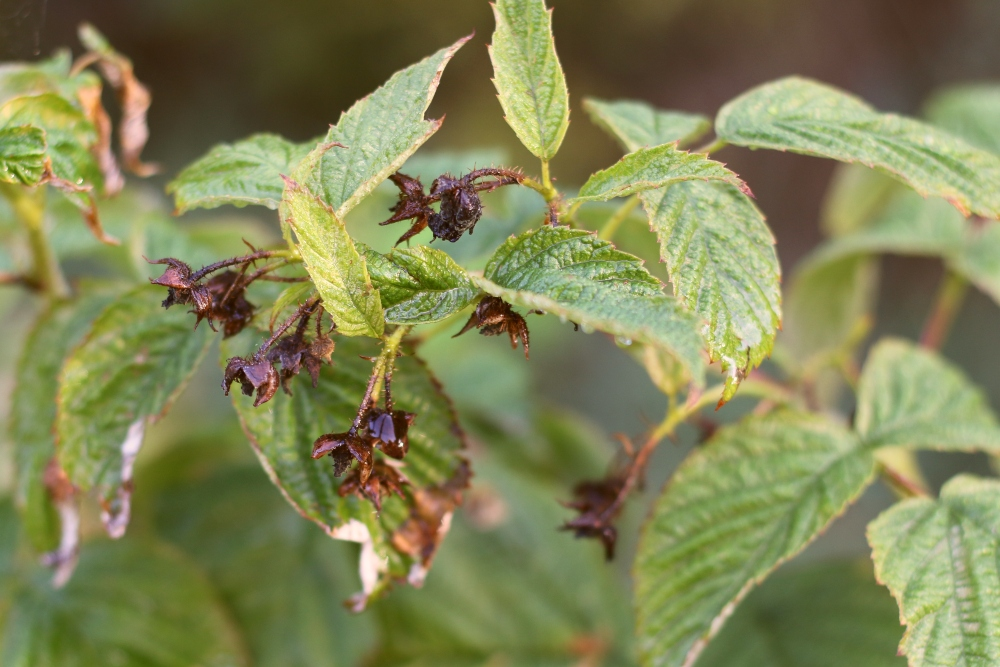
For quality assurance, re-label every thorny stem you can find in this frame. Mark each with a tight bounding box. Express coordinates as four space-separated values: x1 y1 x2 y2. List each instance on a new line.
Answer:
598 195 640 241
876 458 930 498
351 326 412 432
919 270 969 351
0 184 70 298
257 297 320 356
190 249 298 282
694 138 728 155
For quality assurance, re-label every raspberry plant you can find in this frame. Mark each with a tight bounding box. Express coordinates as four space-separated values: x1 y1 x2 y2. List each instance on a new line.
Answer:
3 3 1000 666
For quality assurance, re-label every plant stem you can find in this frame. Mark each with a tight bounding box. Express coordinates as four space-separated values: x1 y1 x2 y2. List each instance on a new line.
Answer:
598 196 640 241
540 160 553 192
352 326 411 430
1 184 69 298
694 138 728 155
919 270 968 350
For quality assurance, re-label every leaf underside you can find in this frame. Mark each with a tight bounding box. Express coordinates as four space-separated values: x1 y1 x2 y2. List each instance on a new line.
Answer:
583 97 711 152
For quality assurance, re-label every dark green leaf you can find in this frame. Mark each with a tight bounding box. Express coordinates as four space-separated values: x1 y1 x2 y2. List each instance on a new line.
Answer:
583 98 711 152
869 475 1000 667
856 338 1000 451
477 226 705 383
10 292 117 552
0 125 46 185
572 143 750 204
0 540 246 667
223 331 467 606
168 134 313 213
360 244 479 324
640 181 780 402
489 0 570 161
295 36 469 218
716 77 1000 219
697 561 905 667
925 84 1000 155
281 176 383 338
635 411 875 667
56 285 212 537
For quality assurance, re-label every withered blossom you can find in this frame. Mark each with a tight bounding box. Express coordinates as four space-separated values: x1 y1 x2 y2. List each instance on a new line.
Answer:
379 168 522 245
561 477 626 560
148 257 212 320
205 270 255 337
223 354 279 407
364 408 416 460
311 431 374 482
266 325 334 394
338 460 408 511
454 296 530 359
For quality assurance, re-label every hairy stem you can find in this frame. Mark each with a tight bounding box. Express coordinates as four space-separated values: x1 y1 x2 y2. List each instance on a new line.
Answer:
191 249 298 282
598 195 640 241
1 184 69 298
257 296 320 355
919 270 968 350
351 325 411 432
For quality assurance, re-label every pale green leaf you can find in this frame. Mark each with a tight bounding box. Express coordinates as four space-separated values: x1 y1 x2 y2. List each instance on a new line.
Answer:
869 475 1000 667
488 0 570 161
856 338 1000 451
0 51 101 109
925 84 1000 155
820 164 900 237
167 134 314 213
635 411 875 667
10 292 117 552
281 177 383 338
640 181 780 401
0 125 46 185
223 331 467 605
716 77 1000 218
476 226 705 383
295 36 469 218
56 285 212 536
952 221 1000 306
583 98 711 152
360 244 479 324
0 540 246 667
572 143 750 204
698 561 905 667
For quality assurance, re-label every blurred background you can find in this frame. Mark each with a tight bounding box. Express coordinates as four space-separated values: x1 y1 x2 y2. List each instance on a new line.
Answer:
1 0 999 664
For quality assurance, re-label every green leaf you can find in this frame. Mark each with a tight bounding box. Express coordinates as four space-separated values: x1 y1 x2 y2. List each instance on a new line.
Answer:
868 475 1000 667
820 164 900 237
0 125 46 185
488 0 570 161
476 226 705 384
56 285 212 537
281 177 383 338
635 411 875 667
167 133 314 213
952 220 1000 306
698 561 906 667
153 464 378 667
640 181 780 401
856 338 1000 451
925 84 1000 155
222 331 467 606
268 281 316 330
10 292 117 552
716 77 1000 219
572 143 750 204
360 244 479 324
0 540 246 667
295 36 469 218
0 51 100 109
583 98 711 152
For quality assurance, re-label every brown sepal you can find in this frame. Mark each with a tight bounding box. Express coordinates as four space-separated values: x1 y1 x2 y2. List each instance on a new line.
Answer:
454 296 530 359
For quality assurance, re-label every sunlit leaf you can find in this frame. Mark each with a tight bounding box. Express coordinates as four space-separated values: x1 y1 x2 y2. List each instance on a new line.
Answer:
869 475 1000 667
0 125 46 185
56 285 212 538
635 411 875 667
489 0 570 161
583 98 711 152
716 77 1000 218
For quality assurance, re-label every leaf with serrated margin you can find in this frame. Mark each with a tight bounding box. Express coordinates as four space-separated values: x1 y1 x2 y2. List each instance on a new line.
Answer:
584 98 711 152
488 0 569 161
640 181 780 404
716 77 1000 219
856 338 1000 451
281 176 383 338
869 475 1000 667
295 36 469 218
572 143 750 204
56 285 212 538
168 133 314 213
635 411 875 667
10 292 117 552
0 540 247 667
222 331 467 607
0 125 46 185
360 244 479 325
476 226 705 384
925 84 1000 155
698 561 905 667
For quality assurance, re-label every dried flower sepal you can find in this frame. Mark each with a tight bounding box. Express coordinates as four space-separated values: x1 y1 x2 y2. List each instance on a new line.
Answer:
454 295 530 359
